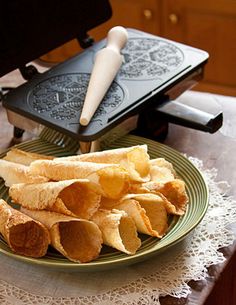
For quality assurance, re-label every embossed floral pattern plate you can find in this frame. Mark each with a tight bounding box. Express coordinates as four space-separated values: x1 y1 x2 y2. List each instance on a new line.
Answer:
0 132 209 272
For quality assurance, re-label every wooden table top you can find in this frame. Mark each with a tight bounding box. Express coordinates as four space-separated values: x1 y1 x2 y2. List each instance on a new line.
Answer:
163 92 236 305
0 89 235 305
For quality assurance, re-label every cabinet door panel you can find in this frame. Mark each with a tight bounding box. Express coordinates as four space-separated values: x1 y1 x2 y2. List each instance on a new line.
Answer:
187 11 236 88
162 0 236 95
90 0 161 40
41 0 161 63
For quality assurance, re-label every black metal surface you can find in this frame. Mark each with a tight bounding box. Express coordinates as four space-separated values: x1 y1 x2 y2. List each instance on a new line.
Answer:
3 29 209 141
0 0 112 77
155 101 223 133
19 65 39 81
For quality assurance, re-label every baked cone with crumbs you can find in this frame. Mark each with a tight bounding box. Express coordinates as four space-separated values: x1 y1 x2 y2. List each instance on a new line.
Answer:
92 209 141 254
114 193 169 238
29 160 130 199
55 145 150 182
3 148 54 166
9 179 101 219
21 208 103 263
0 199 50 257
0 159 48 187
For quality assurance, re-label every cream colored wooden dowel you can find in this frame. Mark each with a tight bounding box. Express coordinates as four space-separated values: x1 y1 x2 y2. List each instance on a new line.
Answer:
80 26 128 126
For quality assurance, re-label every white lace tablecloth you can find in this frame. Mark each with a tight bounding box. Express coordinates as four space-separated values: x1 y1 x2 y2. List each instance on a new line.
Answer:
0 157 235 305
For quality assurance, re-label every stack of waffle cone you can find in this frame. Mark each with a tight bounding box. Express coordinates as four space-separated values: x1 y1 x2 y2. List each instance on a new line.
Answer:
0 145 189 263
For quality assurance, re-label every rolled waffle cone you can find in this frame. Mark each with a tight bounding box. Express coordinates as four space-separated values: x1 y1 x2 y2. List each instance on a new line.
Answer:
3 148 54 166
92 209 141 255
144 179 189 215
130 179 188 215
99 197 119 210
55 145 150 182
29 160 130 199
0 199 50 258
129 182 177 214
0 159 48 187
150 158 176 183
21 208 103 263
9 179 101 219
114 193 169 238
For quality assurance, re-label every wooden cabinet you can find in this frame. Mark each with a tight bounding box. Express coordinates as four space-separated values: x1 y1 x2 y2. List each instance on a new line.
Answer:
161 0 236 96
41 0 236 96
89 0 161 39
41 0 161 62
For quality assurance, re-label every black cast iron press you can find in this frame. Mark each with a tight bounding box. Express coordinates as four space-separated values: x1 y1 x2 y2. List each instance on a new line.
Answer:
0 0 223 153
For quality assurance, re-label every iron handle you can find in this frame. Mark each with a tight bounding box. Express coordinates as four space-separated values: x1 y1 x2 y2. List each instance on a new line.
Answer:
155 100 223 133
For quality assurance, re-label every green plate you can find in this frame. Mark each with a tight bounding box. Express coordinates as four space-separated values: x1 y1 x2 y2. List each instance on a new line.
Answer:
0 133 209 272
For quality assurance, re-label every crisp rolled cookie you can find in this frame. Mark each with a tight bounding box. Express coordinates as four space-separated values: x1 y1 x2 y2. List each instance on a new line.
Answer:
3 148 54 166
149 158 176 183
9 179 101 219
0 199 50 257
114 193 169 238
92 209 141 255
55 145 150 182
130 179 188 216
29 160 130 199
0 159 48 187
21 208 103 263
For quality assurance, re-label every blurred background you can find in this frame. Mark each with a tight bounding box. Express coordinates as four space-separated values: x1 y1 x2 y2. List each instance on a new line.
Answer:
40 0 236 97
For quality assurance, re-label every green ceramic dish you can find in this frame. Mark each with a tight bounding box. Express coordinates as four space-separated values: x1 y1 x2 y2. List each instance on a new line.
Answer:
0 134 209 272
